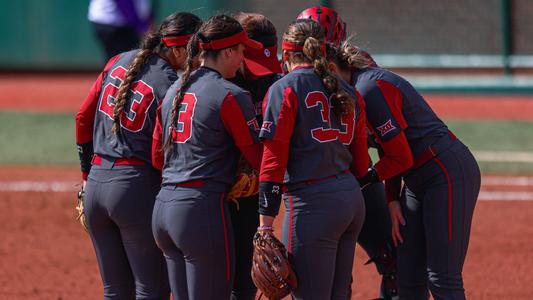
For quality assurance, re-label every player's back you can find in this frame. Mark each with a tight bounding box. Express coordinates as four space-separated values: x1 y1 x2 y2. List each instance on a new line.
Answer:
160 66 257 186
352 67 449 157
93 50 178 163
262 67 353 184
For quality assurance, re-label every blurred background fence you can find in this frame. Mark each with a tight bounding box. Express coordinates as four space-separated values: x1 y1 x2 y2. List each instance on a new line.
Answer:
1 0 533 92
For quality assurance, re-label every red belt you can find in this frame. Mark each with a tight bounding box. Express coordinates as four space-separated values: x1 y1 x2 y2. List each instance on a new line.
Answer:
92 154 145 166
176 179 205 188
413 131 457 169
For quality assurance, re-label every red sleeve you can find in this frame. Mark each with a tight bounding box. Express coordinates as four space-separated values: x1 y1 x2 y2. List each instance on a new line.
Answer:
151 104 164 171
350 93 370 178
373 132 413 180
220 93 262 170
75 55 120 144
239 143 262 171
385 176 402 203
259 139 289 183
259 85 298 183
376 80 408 130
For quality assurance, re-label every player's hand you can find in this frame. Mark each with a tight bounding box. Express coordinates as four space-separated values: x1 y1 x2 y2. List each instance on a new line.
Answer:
388 201 405 246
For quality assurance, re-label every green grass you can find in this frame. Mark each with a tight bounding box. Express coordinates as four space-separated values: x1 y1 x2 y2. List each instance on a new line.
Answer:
446 119 533 152
0 111 77 165
447 120 533 175
0 112 532 175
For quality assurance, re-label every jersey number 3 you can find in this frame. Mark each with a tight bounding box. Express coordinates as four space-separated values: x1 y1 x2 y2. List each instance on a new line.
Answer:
305 91 355 145
171 93 198 143
99 66 156 132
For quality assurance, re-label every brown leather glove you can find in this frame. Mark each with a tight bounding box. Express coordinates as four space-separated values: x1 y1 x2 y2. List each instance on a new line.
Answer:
251 230 297 299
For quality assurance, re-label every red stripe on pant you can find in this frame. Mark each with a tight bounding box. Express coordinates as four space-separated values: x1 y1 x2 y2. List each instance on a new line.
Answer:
434 158 453 241
219 193 231 280
288 194 294 253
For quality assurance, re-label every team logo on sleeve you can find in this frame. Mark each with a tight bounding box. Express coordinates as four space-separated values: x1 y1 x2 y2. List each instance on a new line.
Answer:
376 119 396 136
261 121 273 133
247 118 260 131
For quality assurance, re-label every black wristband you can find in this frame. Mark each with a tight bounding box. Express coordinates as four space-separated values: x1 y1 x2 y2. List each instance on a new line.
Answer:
77 142 94 174
258 181 283 217
358 167 380 189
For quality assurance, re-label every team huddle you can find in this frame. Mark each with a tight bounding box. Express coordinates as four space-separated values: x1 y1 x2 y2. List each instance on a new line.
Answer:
75 6 481 300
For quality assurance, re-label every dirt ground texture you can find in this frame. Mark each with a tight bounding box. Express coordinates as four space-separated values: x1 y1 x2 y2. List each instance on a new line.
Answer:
1 73 533 120
0 74 532 299
0 167 532 299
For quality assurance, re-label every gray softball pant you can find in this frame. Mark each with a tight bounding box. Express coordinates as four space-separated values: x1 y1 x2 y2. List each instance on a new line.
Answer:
85 164 169 300
398 140 480 300
283 172 365 300
152 183 235 300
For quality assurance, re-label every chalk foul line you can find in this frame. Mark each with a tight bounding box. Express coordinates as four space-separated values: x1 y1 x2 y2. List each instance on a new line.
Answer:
1 179 533 201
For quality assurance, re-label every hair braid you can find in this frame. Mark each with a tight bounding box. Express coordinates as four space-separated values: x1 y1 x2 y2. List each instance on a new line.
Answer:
164 33 200 152
302 36 354 117
111 31 161 134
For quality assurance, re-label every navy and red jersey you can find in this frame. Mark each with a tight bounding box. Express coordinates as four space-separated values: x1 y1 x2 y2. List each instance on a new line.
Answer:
154 66 261 186
352 67 449 180
76 49 178 165
260 66 368 185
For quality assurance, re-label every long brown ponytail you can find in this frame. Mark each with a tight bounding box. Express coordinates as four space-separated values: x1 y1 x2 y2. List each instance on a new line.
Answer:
283 19 354 117
111 12 202 134
164 14 244 152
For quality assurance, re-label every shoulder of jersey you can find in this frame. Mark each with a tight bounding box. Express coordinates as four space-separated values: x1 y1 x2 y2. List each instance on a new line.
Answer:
219 77 253 100
338 76 357 99
268 69 305 91
119 49 142 62
353 67 384 90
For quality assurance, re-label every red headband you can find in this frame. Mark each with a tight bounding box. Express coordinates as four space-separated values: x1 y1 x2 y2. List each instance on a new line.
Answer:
282 41 303 52
162 34 193 47
282 40 326 56
199 31 257 50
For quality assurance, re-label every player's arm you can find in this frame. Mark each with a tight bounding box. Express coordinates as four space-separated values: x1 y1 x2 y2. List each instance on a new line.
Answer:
360 80 413 182
385 176 402 203
220 92 262 170
258 85 298 223
75 55 120 180
349 92 370 179
151 104 164 171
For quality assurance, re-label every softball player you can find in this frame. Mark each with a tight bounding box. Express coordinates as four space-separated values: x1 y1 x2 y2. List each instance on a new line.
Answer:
150 15 263 299
328 42 481 300
229 12 282 300
258 19 370 299
298 6 398 299
75 12 202 299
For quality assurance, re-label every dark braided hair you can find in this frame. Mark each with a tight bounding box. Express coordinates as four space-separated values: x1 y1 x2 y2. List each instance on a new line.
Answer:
111 12 202 134
283 19 355 117
164 14 244 152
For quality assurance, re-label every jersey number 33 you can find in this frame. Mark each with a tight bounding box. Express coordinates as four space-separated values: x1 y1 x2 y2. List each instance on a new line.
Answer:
305 91 355 145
